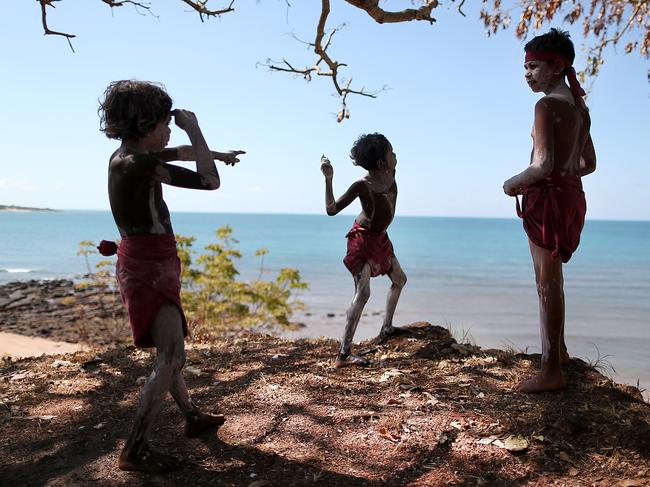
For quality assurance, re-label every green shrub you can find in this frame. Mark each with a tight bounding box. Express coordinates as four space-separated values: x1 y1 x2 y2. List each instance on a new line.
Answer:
78 226 308 338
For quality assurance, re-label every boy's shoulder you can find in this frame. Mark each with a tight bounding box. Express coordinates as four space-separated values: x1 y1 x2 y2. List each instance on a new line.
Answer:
535 94 573 114
109 149 161 173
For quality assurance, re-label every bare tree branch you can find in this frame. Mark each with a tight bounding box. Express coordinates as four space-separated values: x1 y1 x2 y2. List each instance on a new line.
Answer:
37 0 235 51
39 0 76 52
343 0 438 24
263 0 437 122
178 0 235 21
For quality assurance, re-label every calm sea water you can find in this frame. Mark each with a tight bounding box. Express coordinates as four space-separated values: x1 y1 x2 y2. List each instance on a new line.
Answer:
1 211 648 394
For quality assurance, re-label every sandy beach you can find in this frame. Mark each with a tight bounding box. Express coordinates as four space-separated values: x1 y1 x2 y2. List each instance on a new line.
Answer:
0 331 85 359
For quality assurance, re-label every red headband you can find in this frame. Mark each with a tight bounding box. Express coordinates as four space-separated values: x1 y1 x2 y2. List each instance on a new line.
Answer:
525 50 586 102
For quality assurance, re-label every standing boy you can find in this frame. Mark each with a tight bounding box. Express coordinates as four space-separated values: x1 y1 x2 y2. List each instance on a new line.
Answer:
503 29 597 393
321 133 408 368
98 80 244 471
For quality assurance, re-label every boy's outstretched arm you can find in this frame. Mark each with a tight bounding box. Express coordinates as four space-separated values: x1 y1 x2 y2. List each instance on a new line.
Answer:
579 134 596 177
155 146 245 166
503 99 555 196
321 156 360 216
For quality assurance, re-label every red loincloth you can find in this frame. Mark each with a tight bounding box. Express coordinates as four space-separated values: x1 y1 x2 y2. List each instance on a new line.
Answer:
343 222 395 277
517 174 586 263
114 234 188 348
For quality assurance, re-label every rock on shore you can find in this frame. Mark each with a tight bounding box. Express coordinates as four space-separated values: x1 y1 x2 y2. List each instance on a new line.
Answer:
0 279 130 346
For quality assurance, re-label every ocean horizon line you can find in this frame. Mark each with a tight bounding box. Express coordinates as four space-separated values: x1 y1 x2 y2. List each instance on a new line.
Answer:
3 208 650 224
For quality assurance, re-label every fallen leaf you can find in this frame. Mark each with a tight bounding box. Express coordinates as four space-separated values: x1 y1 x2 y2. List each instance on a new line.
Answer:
503 435 529 452
386 398 401 405
493 439 506 448
248 481 270 487
377 426 400 443
9 371 31 382
476 392 485 399
19 415 57 421
93 422 106 430
478 435 499 445
185 366 203 377
568 468 579 477
450 421 463 430
616 480 645 487
422 392 440 406
379 369 402 383
558 451 573 463
532 435 545 442
51 360 73 368
271 353 289 360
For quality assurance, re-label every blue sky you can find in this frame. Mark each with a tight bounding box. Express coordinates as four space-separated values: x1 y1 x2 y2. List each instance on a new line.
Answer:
1 1 648 220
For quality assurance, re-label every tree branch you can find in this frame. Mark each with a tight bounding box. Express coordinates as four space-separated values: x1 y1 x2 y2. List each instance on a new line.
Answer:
263 0 436 121
38 0 235 50
39 0 76 52
343 0 438 24
178 0 235 21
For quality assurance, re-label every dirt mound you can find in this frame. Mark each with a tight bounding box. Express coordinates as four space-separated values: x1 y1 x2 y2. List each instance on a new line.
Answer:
1 324 648 486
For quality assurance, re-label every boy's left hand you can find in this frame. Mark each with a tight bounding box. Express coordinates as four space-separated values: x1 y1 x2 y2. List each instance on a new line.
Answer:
503 177 523 196
214 150 245 166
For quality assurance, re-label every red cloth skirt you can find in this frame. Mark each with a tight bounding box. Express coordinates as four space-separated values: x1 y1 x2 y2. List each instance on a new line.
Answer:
115 234 187 348
517 175 586 263
343 223 395 277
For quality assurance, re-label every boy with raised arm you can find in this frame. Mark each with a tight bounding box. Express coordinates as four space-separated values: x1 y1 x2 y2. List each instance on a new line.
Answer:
97 80 244 472
503 29 596 393
321 133 408 368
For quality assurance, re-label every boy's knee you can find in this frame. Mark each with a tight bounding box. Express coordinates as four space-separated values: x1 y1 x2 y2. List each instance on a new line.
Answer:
394 272 407 288
536 279 562 299
159 345 186 373
357 286 371 303
173 347 186 372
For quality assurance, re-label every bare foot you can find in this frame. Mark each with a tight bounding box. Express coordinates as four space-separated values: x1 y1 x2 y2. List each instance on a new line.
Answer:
335 354 370 368
184 410 226 438
517 371 566 394
376 326 414 343
118 445 179 473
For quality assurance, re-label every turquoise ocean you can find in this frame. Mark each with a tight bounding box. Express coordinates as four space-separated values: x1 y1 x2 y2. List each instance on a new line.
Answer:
1 211 648 396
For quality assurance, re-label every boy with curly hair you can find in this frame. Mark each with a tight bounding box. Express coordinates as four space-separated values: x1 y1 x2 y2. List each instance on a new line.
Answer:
97 80 244 472
321 133 408 368
503 29 596 393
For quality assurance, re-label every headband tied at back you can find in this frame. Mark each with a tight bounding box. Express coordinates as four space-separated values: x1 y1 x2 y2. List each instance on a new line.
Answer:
525 50 586 103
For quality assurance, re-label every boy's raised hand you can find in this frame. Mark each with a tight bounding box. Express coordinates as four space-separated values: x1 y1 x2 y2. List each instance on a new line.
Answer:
172 109 199 131
320 155 333 179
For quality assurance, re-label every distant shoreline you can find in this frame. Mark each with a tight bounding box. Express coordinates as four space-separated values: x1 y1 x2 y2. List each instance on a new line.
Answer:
0 204 56 212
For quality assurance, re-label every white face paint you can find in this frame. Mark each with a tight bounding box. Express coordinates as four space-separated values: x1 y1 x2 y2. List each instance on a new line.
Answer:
142 115 172 153
524 60 557 94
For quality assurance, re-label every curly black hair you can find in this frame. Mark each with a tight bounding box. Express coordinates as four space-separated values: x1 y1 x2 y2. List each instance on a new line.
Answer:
349 133 391 171
98 80 172 141
525 28 576 66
